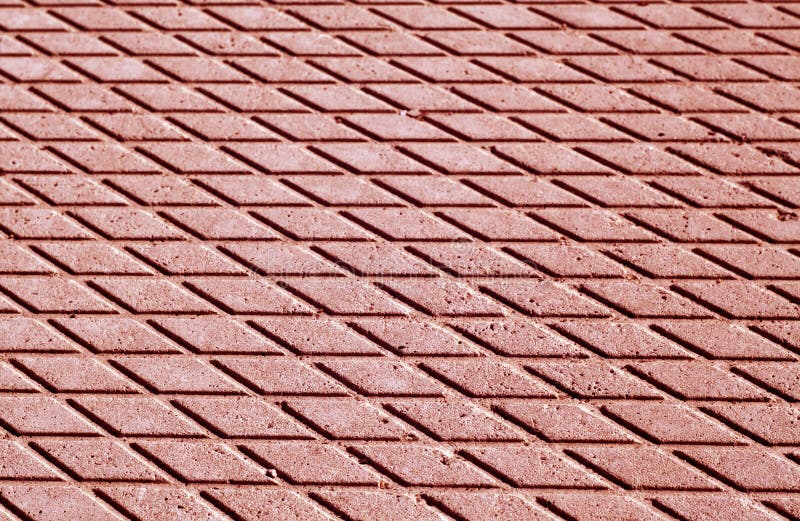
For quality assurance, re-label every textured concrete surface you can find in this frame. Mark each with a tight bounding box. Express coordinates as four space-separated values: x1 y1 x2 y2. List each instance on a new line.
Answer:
1 1 800 520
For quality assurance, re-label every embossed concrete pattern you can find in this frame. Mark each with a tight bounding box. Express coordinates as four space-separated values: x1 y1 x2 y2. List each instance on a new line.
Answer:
1 0 800 519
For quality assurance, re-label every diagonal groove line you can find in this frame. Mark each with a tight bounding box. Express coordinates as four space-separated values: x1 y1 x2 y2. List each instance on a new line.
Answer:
729 367 799 403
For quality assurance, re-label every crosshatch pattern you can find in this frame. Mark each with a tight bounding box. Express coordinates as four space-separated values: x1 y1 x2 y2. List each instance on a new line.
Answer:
1 0 800 519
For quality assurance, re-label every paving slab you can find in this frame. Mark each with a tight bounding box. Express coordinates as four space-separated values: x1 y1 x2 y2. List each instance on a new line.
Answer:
0 1 799 519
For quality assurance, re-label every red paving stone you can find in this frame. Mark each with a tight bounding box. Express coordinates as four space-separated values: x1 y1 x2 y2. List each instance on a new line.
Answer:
0 1 799 520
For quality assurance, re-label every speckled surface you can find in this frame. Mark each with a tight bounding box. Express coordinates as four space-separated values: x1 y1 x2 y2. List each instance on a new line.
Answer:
1 2 800 520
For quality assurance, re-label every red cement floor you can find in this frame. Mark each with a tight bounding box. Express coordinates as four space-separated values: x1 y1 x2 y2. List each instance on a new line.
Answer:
1 1 800 520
